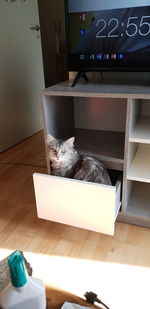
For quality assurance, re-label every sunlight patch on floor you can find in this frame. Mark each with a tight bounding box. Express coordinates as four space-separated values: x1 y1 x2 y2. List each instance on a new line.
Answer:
0 248 149 309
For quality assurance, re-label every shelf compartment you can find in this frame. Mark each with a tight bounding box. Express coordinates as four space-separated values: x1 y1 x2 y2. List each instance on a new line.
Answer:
43 95 125 172
127 144 150 183
129 116 150 143
126 181 150 219
74 129 124 171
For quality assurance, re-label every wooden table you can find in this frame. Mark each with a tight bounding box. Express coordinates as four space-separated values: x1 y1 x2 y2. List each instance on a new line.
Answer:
46 285 102 309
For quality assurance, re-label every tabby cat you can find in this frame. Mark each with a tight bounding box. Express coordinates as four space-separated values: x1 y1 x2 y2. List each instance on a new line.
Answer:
46 134 111 185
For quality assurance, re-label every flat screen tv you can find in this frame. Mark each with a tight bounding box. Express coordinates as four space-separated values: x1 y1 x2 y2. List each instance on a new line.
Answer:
65 0 150 86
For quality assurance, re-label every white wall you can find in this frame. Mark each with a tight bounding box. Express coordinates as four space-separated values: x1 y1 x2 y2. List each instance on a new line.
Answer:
0 0 45 151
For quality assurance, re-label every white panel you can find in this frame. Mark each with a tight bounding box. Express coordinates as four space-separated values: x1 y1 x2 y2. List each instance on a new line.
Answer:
115 181 121 219
127 144 150 182
33 173 120 235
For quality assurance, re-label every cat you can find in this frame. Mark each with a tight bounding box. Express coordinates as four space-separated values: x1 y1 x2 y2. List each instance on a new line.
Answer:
46 134 111 185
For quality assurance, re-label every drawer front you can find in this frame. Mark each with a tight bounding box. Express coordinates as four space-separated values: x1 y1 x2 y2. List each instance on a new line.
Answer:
33 173 121 235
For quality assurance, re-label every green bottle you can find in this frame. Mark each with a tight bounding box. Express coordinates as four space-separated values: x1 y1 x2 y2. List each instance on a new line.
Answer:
8 250 28 288
0 251 46 309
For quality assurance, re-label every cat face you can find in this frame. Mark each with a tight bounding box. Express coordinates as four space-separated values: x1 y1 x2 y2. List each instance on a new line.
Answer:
46 134 75 168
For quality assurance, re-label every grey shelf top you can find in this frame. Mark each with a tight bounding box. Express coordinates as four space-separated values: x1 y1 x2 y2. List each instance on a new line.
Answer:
42 79 150 99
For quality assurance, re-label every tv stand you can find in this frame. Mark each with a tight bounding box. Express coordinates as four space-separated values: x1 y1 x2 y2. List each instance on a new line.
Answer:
33 79 150 235
71 71 88 87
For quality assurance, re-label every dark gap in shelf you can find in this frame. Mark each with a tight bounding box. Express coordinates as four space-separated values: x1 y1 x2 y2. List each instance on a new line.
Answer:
107 169 123 186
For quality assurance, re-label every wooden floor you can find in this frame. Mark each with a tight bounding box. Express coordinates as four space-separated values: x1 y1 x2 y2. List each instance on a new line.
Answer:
0 131 150 309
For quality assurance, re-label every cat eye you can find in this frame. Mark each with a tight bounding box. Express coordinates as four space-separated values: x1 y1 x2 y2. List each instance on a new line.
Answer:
61 149 66 154
50 148 56 154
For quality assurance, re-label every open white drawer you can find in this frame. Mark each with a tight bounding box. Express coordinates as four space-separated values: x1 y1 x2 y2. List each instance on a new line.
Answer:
33 173 121 235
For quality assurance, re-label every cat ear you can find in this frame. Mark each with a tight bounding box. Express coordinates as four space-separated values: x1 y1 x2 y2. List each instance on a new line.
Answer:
47 133 56 145
65 136 75 147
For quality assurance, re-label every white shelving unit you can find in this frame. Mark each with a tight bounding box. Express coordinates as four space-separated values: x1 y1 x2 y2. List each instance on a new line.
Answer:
33 79 150 234
124 97 150 227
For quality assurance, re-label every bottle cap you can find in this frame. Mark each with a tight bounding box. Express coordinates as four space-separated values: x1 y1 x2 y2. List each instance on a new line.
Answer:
8 250 28 288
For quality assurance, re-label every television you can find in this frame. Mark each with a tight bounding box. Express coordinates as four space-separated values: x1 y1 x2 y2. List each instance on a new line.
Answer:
64 0 150 86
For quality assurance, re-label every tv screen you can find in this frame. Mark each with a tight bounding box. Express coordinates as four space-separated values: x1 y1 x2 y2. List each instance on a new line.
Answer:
65 0 150 73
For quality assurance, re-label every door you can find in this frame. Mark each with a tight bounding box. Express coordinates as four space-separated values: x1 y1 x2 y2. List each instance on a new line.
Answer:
0 0 45 151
